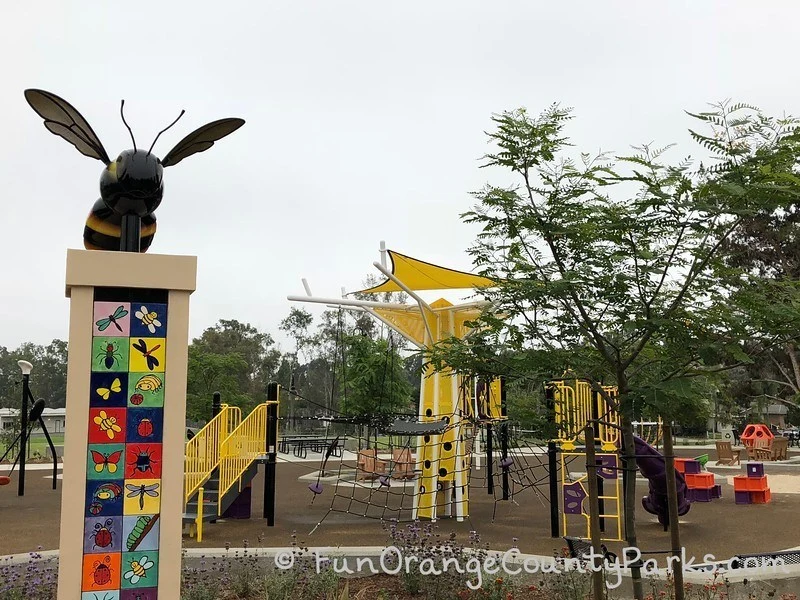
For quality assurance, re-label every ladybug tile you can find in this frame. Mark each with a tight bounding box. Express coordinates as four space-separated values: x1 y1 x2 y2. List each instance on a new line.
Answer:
128 337 166 373
84 515 123 554
129 302 167 338
85 480 124 518
122 514 160 552
127 373 165 408
93 301 131 337
121 551 159 589
89 408 127 444
126 408 163 443
81 551 121 591
87 443 125 480
91 337 131 373
90 372 129 408
125 444 162 479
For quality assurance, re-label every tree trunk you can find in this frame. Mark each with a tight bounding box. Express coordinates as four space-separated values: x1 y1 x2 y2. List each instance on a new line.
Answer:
619 382 645 600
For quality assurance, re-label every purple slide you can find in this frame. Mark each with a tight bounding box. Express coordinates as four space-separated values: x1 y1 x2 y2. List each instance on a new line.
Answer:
633 435 691 527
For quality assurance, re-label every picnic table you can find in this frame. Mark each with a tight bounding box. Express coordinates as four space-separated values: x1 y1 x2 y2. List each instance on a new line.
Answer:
278 435 346 459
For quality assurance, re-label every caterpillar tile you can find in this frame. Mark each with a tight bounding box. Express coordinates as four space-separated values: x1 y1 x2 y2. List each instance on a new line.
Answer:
122 514 160 552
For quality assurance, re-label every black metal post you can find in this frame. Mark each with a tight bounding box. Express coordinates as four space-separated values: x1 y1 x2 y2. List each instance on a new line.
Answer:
30 393 59 491
120 214 141 252
212 391 222 419
486 423 494 495
500 377 509 500
264 382 279 525
18 372 29 496
548 441 559 537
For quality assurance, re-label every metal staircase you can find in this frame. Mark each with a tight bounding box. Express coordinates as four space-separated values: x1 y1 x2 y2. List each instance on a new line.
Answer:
183 400 277 541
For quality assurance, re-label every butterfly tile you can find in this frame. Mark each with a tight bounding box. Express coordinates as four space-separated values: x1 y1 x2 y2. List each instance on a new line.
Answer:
129 303 167 338
90 372 129 408
120 588 157 600
93 302 131 337
87 443 125 480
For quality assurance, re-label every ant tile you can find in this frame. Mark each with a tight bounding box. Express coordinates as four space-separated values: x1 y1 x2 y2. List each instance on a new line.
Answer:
83 591 121 600
87 443 125 480
124 443 162 480
128 337 166 373
126 408 163 444
81 552 122 592
89 408 128 445
93 301 131 337
121 551 159 589
86 480 125 518
123 478 161 515
129 303 167 338
122 514 160 553
84 515 123 554
92 338 131 373
90 372 130 408
127 373 165 408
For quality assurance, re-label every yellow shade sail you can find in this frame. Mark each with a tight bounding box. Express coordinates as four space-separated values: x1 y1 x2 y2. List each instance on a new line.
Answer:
354 250 495 294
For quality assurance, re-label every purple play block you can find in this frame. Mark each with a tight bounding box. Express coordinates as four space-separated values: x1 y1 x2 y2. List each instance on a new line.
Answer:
689 488 714 502
735 490 751 505
711 484 722 499
747 463 765 478
684 460 702 474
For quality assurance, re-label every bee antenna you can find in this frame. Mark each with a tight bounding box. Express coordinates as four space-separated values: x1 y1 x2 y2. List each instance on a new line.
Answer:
120 100 137 152
147 109 186 157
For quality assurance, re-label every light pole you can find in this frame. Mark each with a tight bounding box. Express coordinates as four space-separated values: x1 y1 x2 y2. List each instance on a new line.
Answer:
17 360 33 497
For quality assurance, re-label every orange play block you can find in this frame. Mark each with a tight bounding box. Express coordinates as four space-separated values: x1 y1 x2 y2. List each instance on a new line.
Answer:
751 489 772 504
684 473 715 489
674 458 689 474
734 475 768 492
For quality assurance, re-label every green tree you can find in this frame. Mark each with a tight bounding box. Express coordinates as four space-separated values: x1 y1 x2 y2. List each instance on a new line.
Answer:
0 340 68 409
427 101 800 599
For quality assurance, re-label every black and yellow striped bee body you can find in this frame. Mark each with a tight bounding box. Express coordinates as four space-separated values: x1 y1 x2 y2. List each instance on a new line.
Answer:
83 198 157 253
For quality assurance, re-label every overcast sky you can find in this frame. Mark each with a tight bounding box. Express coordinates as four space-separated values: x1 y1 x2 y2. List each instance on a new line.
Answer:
2 1 799 356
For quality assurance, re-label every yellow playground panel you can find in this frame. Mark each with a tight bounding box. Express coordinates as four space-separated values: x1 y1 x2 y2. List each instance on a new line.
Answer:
560 451 624 542
547 378 620 451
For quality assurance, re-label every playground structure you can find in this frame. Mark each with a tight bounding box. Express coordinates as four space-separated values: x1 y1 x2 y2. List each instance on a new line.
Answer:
182 385 280 541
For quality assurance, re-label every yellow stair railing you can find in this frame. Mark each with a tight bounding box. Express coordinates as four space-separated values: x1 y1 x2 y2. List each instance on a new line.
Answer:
184 404 242 506
218 402 277 514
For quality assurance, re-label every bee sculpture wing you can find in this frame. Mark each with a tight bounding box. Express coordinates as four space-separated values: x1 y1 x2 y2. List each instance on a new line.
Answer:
160 118 245 167
24 89 111 165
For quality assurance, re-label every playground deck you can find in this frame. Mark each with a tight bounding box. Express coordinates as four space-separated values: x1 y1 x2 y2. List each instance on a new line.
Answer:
2 446 800 561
